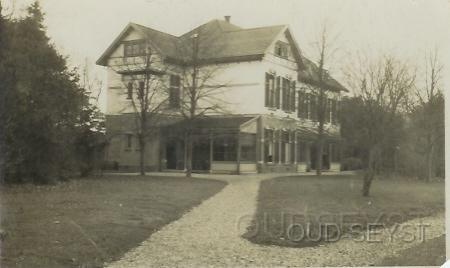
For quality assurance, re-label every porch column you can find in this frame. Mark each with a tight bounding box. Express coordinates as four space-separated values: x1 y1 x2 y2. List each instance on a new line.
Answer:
159 131 164 171
328 142 332 169
236 131 241 174
305 142 311 171
183 132 187 171
209 131 214 174
278 130 282 164
293 131 298 164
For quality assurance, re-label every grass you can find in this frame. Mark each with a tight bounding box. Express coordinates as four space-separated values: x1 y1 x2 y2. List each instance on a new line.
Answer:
378 234 445 266
0 176 226 268
244 175 444 249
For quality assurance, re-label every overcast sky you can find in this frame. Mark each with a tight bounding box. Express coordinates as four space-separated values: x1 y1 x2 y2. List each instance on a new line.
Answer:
3 0 450 110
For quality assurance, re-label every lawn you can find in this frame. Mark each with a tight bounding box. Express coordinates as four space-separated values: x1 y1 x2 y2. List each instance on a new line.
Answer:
378 234 445 266
0 176 226 268
244 175 445 249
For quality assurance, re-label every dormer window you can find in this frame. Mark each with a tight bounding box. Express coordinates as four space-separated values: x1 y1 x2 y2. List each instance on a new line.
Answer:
274 41 289 58
124 40 146 57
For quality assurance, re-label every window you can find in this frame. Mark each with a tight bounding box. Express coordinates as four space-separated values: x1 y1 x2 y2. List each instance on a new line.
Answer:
213 135 237 161
297 139 307 162
169 75 181 108
281 131 290 163
325 98 331 123
127 82 133 99
264 129 274 163
290 132 295 163
138 81 145 99
274 130 280 163
290 81 296 112
281 78 296 112
274 41 289 58
240 133 256 161
331 99 338 124
309 94 317 121
281 78 289 111
330 143 341 162
124 40 146 57
126 134 132 149
275 77 281 109
265 73 276 108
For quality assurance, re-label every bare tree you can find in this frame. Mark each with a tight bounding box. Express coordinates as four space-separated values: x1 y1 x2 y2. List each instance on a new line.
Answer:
306 24 340 175
110 39 170 175
346 55 415 196
81 58 103 106
412 49 444 181
173 30 230 177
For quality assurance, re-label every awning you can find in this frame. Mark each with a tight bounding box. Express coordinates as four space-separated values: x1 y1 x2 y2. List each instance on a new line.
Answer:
162 115 258 135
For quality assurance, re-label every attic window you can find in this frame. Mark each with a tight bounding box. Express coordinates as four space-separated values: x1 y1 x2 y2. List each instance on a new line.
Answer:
274 41 289 58
124 40 146 57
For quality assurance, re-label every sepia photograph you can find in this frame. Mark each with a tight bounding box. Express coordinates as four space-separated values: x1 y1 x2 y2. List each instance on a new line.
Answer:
0 0 448 267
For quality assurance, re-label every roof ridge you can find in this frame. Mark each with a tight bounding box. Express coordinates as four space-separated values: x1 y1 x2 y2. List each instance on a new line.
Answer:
226 24 287 32
179 19 219 38
130 22 178 38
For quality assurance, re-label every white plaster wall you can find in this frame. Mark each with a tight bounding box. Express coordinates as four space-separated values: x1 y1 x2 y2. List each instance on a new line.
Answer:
297 162 308 172
103 27 342 137
210 162 257 173
330 162 341 172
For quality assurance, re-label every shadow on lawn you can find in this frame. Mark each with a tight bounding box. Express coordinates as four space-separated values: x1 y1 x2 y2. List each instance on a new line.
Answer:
243 175 444 248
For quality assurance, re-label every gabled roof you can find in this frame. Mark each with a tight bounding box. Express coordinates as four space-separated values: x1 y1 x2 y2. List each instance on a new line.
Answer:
298 56 348 92
96 19 292 66
96 19 347 92
96 22 180 66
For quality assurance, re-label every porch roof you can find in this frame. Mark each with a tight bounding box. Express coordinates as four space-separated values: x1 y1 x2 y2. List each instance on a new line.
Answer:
163 115 257 135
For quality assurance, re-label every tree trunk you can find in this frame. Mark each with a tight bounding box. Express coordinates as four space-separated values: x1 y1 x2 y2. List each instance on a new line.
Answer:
315 86 326 176
315 138 323 176
185 132 193 178
139 135 146 176
362 169 374 197
362 146 378 196
425 145 434 182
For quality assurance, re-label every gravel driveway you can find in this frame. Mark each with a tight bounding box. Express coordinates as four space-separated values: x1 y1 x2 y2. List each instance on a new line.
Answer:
106 173 445 267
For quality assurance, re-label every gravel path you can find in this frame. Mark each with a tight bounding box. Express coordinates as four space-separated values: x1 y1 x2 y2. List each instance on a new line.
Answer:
107 174 445 267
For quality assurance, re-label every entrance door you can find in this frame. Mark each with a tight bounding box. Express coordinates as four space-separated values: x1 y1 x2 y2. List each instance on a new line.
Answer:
166 143 177 169
165 139 184 170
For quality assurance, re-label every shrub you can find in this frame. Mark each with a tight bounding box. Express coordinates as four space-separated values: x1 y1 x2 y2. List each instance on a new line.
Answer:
340 157 363 171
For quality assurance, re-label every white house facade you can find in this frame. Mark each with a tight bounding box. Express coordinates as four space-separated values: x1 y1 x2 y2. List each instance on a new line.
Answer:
96 17 347 174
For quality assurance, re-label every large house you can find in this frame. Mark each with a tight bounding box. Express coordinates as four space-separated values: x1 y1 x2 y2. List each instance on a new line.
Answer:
96 17 347 174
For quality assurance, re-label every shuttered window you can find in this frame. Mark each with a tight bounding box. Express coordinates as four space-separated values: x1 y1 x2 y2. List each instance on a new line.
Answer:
169 75 181 108
126 82 133 99
309 94 317 121
325 98 331 123
275 77 281 109
331 99 338 124
265 73 275 108
290 81 296 112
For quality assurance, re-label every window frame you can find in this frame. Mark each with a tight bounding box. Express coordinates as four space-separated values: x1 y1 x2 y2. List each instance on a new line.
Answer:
169 75 181 109
213 135 238 162
126 133 133 150
274 41 289 59
126 82 133 99
123 40 146 57
264 129 274 163
265 73 276 108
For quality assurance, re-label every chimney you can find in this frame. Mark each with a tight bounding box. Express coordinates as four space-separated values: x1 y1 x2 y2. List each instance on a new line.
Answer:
224 16 231 23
